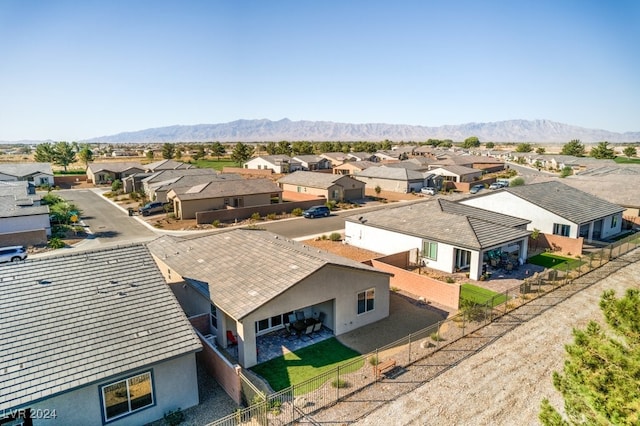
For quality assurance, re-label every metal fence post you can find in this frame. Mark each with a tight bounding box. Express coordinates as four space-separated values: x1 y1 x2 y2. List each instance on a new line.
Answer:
408 333 412 364
336 365 340 401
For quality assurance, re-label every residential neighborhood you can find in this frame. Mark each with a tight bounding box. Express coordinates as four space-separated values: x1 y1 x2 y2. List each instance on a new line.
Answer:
1 142 639 426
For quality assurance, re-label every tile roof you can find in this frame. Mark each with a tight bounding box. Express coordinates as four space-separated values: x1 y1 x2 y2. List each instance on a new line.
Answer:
171 178 282 201
151 173 242 192
0 163 53 178
292 155 325 163
277 171 360 189
87 161 144 173
355 165 426 181
146 230 387 320
431 164 480 176
141 168 219 184
504 181 624 224
144 159 194 171
345 199 531 250
0 196 49 218
0 244 202 411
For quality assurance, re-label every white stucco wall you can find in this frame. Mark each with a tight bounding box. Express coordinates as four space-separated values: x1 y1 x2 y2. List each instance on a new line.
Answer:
26 354 199 426
459 192 577 237
244 158 283 173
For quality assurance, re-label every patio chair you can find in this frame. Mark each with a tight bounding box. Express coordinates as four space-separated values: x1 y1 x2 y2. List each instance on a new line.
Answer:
318 312 326 324
301 324 314 340
312 321 322 335
284 323 297 339
226 330 238 346
295 311 306 322
287 313 296 324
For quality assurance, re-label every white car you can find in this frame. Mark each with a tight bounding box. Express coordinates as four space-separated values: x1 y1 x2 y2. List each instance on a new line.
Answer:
0 246 28 263
420 187 437 195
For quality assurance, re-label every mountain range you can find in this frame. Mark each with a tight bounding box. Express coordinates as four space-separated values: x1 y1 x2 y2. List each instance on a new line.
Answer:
4 119 640 144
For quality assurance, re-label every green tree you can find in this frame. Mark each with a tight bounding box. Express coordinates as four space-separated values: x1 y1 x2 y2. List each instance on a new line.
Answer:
161 143 175 160
174 146 183 160
540 288 640 425
536 147 546 155
33 143 55 163
515 143 533 153
589 141 616 159
485 142 495 149
210 142 225 160
462 136 480 149
276 141 292 156
265 142 277 155
561 139 585 157
623 146 637 158
560 166 573 178
292 141 314 155
77 145 94 170
192 145 206 161
52 141 76 172
230 142 252 165
145 150 154 161
510 177 525 186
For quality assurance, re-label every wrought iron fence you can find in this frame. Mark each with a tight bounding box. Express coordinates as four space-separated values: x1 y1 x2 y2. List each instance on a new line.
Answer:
207 232 639 426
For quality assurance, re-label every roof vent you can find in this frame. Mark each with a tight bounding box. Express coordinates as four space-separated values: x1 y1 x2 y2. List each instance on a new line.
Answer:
129 283 139 288
36 279 51 286
290 265 299 270
117 291 127 297
248 290 258 297
110 280 118 285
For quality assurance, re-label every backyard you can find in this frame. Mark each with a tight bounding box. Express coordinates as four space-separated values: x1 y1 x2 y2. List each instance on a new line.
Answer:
250 338 362 391
527 252 586 270
460 283 507 307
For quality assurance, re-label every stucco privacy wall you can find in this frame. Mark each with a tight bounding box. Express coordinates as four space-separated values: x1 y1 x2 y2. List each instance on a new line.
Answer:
25 355 199 426
532 234 584 257
195 199 323 224
368 253 460 310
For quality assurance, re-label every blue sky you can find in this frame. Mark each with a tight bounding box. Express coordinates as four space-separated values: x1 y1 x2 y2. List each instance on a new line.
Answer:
1 0 638 141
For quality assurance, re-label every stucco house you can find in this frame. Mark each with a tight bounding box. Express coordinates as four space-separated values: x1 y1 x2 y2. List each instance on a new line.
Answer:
344 199 531 280
87 162 145 185
277 171 366 202
292 155 332 171
0 181 51 246
143 159 194 172
354 165 429 193
243 155 301 174
0 162 54 186
128 168 225 201
429 165 483 183
167 178 283 220
147 230 391 368
458 181 625 243
0 245 202 426
333 160 378 176
319 152 351 167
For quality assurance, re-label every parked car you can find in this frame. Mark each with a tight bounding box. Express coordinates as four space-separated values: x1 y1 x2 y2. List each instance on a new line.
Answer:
303 205 331 218
420 187 437 196
0 246 28 263
489 182 504 190
139 201 167 216
469 184 485 194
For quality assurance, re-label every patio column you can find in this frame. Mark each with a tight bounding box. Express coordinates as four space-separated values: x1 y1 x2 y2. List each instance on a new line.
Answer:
237 321 257 368
587 222 594 242
469 251 481 280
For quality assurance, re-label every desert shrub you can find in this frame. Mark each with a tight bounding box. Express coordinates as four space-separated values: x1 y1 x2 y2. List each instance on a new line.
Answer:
510 177 525 186
111 179 123 192
212 220 221 228
325 200 337 210
251 212 261 221
48 237 65 249
368 355 379 366
291 208 303 216
445 277 455 284
331 379 349 388
266 213 277 220
163 408 185 426
329 232 341 241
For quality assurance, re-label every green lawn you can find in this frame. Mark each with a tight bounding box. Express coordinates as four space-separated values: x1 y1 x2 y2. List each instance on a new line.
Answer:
527 252 585 270
460 283 507 307
614 156 640 164
250 337 363 391
191 158 237 171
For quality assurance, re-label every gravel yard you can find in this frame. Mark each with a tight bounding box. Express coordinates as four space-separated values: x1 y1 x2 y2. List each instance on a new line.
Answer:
306 249 640 426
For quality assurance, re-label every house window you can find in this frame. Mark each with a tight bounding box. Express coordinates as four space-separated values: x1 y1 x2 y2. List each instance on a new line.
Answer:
422 240 438 260
553 223 570 237
357 288 375 315
611 215 618 228
210 304 217 329
101 371 154 422
254 312 289 335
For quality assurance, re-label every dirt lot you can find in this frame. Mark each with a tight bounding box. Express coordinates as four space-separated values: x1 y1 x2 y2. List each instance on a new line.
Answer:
338 249 640 426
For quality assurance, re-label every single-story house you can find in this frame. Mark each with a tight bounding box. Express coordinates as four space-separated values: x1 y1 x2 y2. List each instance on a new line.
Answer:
354 166 430 193
458 181 625 243
344 199 532 280
149 173 242 204
0 162 54 186
87 162 145 185
243 155 301 174
292 155 332 171
147 230 391 368
430 165 483 183
0 181 51 246
277 171 366 202
333 160 378 176
0 244 202 426
167 178 283 220
347 152 377 162
143 159 194 172
319 152 351 167
128 168 223 201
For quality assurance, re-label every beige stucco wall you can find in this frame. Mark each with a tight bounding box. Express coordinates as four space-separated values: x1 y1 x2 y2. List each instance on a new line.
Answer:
280 182 329 199
237 265 390 367
176 193 273 219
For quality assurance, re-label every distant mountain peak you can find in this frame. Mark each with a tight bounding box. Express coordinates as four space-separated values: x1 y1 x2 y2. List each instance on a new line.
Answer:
82 119 639 144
